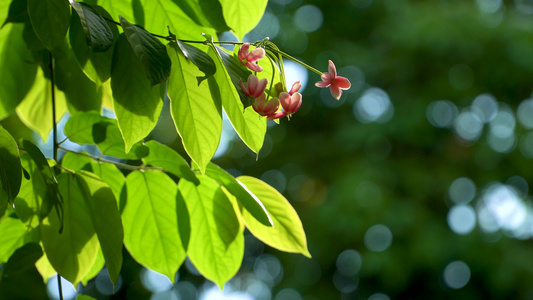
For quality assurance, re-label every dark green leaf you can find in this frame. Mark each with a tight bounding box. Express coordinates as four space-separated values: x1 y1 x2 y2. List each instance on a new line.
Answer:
76 171 124 285
2 0 28 26
176 40 216 84
119 15 171 86
0 23 38 120
27 0 70 50
0 243 47 300
69 0 113 52
179 175 244 289
111 34 163 153
0 126 22 202
143 140 199 185
123 170 187 282
205 163 272 227
69 4 117 85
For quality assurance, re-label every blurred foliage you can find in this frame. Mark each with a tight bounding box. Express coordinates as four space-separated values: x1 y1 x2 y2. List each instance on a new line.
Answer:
212 0 533 299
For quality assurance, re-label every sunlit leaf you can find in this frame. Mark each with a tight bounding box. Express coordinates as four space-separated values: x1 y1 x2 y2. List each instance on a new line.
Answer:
64 111 111 145
27 0 70 50
205 162 272 227
0 217 27 264
171 0 230 32
80 248 104 286
123 170 187 283
0 23 37 120
111 34 163 153
167 43 221 173
219 0 268 41
16 68 67 142
40 173 100 286
35 250 56 284
207 45 266 154
0 126 22 202
179 175 244 289
69 0 114 52
119 15 171 86
0 243 47 299
237 176 311 257
76 171 123 284
143 140 199 185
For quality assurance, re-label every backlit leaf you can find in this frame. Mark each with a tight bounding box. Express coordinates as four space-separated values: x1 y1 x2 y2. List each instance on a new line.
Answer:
205 163 272 227
219 0 268 41
40 173 99 286
123 170 187 283
208 45 266 154
0 23 37 120
0 217 27 264
179 175 244 289
171 0 230 32
0 126 22 202
142 140 199 185
237 176 311 257
111 34 163 153
167 43 221 173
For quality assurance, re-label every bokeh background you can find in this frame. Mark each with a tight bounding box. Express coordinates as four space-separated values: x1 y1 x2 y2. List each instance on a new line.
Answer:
11 0 533 299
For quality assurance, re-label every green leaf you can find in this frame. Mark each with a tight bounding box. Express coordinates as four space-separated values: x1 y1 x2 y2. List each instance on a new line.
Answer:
208 45 266 154
80 248 104 286
27 0 71 50
179 175 244 289
75 171 123 284
69 4 117 86
0 187 6 220
77 295 97 300
40 173 100 286
0 243 47 300
219 0 268 41
97 0 216 40
171 0 230 32
237 176 311 257
0 217 27 264
69 0 113 52
16 68 68 142
35 251 56 284
123 170 187 283
143 140 199 185
0 22 38 120
176 40 217 84
14 153 47 228
0 126 22 202
2 0 29 26
205 163 272 227
64 111 111 145
167 43 222 173
53 40 102 113
61 152 126 209
119 15 171 86
111 34 163 153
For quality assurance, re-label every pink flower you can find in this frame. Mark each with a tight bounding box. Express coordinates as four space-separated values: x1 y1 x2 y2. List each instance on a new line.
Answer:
315 60 351 100
288 81 301 96
238 43 265 72
253 94 279 117
279 92 302 115
240 75 268 98
267 111 287 120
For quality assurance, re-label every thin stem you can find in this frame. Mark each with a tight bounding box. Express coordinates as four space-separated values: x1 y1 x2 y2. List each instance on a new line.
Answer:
58 146 164 172
50 52 58 161
266 46 323 76
57 274 63 300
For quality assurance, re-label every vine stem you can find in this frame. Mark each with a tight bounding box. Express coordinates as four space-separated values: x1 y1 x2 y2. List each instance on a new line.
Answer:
57 275 63 300
50 52 58 162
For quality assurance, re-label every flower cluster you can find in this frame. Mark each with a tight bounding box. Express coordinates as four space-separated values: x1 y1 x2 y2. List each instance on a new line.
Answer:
237 43 351 121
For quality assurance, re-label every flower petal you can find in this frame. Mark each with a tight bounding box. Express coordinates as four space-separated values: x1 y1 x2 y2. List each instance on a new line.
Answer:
328 60 337 77
336 76 351 90
321 72 333 83
330 85 342 100
247 63 264 73
267 111 287 120
247 74 259 93
254 78 269 98
315 81 331 88
239 43 250 61
289 81 301 95
239 79 249 96
247 47 266 62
